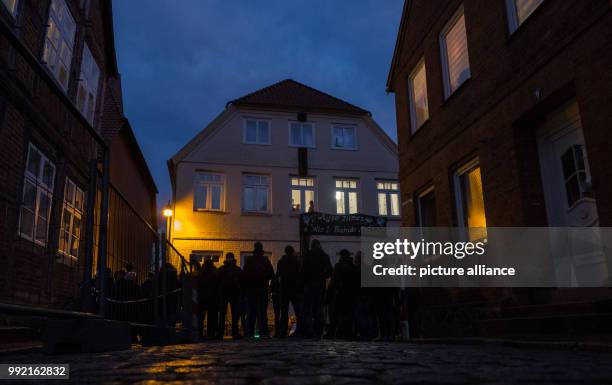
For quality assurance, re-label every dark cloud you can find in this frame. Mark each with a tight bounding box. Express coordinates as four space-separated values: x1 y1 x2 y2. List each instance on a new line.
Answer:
113 0 404 206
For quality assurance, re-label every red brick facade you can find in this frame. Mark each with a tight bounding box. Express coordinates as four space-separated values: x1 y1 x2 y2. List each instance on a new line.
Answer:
0 0 156 309
388 0 611 229
387 0 612 334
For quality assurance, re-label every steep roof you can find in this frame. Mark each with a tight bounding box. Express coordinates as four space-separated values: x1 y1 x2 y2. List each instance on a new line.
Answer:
227 79 370 116
386 0 411 92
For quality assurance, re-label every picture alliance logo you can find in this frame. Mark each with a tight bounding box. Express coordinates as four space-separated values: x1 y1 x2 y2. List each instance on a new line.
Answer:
371 239 486 260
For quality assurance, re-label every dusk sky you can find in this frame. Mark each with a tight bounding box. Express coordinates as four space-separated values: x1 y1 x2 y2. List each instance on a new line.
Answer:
112 0 404 207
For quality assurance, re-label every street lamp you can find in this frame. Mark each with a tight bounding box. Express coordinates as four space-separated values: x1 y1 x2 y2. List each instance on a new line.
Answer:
162 202 173 241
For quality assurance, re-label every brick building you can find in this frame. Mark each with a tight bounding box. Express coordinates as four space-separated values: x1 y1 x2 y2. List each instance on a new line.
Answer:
0 0 157 310
387 0 612 336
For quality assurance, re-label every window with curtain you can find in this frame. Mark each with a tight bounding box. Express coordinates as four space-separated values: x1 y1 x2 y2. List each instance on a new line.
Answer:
290 177 315 213
243 174 270 213
77 44 100 125
335 179 358 215
408 59 429 132
455 160 487 241
244 119 271 144
506 0 545 33
59 178 84 260
42 0 76 91
331 125 357 149
289 122 314 147
440 6 470 99
377 181 400 217
194 172 225 211
19 144 56 245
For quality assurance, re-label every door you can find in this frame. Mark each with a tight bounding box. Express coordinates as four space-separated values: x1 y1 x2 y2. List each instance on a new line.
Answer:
537 101 605 286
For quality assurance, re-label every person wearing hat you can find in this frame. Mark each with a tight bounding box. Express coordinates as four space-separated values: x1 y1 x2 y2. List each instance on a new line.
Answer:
217 252 243 339
328 249 358 339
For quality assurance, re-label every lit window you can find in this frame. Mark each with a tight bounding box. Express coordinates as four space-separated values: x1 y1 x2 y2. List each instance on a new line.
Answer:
291 177 315 213
1 0 18 17
59 178 84 260
243 174 270 213
506 0 544 33
19 144 56 245
42 0 76 91
244 119 271 145
77 44 100 124
377 181 400 217
440 6 470 99
190 251 222 264
561 144 591 208
331 125 357 149
416 186 436 227
335 179 358 215
454 160 487 241
289 122 314 147
194 172 225 211
408 59 429 132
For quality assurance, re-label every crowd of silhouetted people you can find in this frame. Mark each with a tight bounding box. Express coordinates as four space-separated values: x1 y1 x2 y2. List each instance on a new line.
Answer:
193 240 401 341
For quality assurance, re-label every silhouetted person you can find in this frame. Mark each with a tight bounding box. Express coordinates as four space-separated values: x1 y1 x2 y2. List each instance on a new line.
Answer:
329 249 358 339
301 239 332 338
307 200 315 213
270 275 281 337
373 287 399 341
242 242 274 338
353 251 375 340
197 257 219 339
276 245 303 337
217 253 242 339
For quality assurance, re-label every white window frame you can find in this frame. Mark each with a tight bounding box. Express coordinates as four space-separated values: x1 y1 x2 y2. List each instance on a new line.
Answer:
19 143 56 246
506 0 545 34
290 177 315 213
416 185 435 227
408 58 429 133
42 0 76 91
77 44 100 125
288 121 315 148
242 174 271 213
1 0 19 17
376 180 400 217
58 177 84 261
331 125 358 150
439 5 471 99
335 179 359 215
194 172 225 212
243 119 271 145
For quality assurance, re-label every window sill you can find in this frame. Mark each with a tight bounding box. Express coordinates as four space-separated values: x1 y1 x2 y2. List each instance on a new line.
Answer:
409 119 430 140
288 144 316 149
441 77 471 108
194 209 228 215
241 211 274 217
243 142 272 146
330 146 359 151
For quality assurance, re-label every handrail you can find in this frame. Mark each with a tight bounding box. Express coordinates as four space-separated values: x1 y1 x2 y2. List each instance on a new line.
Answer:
163 238 190 274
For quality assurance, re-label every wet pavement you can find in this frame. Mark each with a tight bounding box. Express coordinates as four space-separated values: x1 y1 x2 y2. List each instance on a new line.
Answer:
2 339 612 384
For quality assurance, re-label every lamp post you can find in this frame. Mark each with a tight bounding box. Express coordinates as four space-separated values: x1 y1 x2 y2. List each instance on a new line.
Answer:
162 202 173 242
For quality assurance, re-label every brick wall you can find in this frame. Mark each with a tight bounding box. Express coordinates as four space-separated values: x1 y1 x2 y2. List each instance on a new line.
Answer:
389 0 612 228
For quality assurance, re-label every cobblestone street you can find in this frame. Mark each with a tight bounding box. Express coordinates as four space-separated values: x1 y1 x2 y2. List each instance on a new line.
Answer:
3 339 612 384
